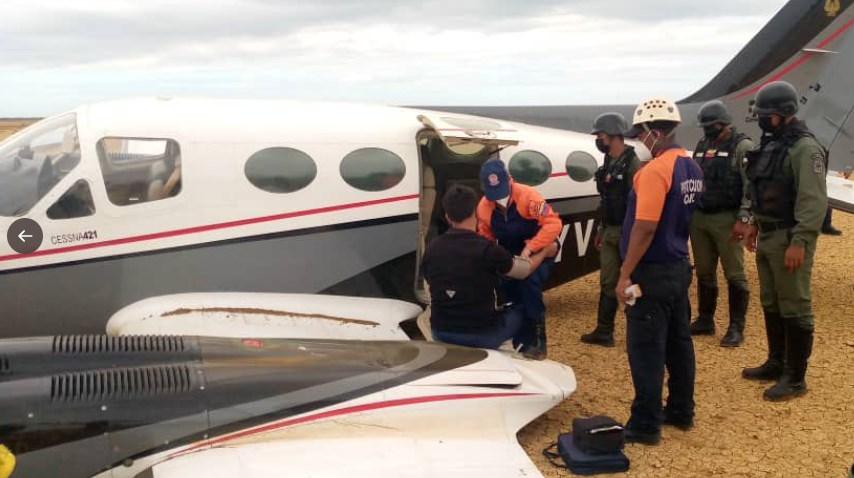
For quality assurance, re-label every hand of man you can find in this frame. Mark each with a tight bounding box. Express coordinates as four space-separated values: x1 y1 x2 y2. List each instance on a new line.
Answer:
543 242 559 258
731 220 749 243
616 277 632 304
520 246 533 259
745 224 759 253
594 230 603 251
785 244 805 272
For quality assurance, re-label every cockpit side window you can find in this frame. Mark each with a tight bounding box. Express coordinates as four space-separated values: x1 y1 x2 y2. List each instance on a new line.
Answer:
47 180 95 220
0 114 80 217
96 138 182 206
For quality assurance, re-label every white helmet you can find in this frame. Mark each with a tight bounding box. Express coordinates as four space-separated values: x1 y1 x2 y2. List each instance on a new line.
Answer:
626 96 681 137
633 96 681 123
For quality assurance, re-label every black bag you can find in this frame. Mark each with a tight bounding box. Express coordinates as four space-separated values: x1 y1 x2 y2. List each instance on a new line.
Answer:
543 434 630 475
572 415 625 455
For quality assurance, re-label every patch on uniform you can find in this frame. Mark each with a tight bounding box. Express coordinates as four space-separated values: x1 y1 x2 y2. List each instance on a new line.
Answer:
446 290 456 299
812 153 826 174
529 200 551 217
705 149 717 158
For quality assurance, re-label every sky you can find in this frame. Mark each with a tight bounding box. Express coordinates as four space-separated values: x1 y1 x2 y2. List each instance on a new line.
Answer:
0 0 789 117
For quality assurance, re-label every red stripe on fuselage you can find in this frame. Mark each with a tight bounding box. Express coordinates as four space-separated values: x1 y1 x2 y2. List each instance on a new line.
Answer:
734 17 854 99
170 392 535 458
0 194 419 262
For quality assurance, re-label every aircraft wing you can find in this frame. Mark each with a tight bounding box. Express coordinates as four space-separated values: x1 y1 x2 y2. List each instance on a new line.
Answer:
828 174 854 214
138 353 572 478
146 436 542 478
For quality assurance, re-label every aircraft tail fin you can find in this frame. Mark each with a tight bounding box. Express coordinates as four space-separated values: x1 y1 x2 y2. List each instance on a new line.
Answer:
681 0 854 104
684 0 854 171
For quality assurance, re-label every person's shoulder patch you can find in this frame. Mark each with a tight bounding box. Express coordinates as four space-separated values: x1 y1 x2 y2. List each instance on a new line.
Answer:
529 200 551 217
812 152 826 174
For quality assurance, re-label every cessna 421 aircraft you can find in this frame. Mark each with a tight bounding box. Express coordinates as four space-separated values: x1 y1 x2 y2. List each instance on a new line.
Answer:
2 0 854 338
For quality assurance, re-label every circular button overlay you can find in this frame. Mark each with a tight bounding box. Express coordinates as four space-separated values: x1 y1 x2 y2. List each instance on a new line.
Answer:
7 218 43 254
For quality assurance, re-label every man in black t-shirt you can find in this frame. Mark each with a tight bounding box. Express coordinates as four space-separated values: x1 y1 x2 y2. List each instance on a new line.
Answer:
422 184 558 349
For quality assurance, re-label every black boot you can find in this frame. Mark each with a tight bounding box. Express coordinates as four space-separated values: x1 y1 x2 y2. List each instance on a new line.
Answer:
742 310 785 380
721 283 749 347
523 318 547 360
764 321 812 401
821 208 843 236
689 284 718 335
581 294 617 347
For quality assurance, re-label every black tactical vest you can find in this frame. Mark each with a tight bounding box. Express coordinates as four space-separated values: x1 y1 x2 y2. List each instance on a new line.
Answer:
745 120 815 225
693 131 748 213
595 146 636 226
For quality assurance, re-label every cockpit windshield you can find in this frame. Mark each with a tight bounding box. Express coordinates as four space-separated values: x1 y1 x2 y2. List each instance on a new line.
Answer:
0 114 80 217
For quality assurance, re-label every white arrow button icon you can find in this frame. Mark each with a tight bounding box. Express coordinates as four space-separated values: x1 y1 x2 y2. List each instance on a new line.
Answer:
18 230 32 242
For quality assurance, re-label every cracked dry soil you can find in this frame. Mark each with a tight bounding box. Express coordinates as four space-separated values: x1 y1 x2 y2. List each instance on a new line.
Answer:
520 213 854 477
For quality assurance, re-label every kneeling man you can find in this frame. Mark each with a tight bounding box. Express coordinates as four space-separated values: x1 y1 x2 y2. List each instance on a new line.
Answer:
423 184 558 349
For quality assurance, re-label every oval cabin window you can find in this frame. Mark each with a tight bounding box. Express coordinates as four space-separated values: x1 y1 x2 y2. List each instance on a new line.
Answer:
509 150 552 186
565 151 598 183
245 147 317 194
340 148 406 192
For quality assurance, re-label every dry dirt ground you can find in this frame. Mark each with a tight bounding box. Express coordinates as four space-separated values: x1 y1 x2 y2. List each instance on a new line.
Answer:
0 119 38 141
521 213 854 478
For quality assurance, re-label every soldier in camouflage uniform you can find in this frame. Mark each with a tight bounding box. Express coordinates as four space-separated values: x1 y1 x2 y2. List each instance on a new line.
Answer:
742 81 828 401
581 113 641 347
688 101 754 347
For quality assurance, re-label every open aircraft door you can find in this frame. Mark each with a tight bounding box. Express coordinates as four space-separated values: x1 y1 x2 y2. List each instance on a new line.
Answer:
414 114 522 307
417 114 521 149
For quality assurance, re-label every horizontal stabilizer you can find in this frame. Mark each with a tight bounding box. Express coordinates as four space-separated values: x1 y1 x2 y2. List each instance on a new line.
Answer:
828 174 854 214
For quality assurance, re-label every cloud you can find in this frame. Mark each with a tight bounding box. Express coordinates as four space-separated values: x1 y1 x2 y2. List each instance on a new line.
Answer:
0 0 789 116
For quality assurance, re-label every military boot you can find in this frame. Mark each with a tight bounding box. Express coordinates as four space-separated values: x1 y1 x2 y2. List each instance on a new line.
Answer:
523 318 547 360
742 310 785 380
821 208 843 236
580 294 617 347
764 320 812 401
689 284 718 335
721 283 749 347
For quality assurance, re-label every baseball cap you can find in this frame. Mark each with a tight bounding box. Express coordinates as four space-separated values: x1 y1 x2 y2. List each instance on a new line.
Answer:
480 157 511 201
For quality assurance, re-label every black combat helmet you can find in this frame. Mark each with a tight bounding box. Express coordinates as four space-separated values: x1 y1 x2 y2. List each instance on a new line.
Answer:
591 112 629 136
754 81 799 116
697 100 732 126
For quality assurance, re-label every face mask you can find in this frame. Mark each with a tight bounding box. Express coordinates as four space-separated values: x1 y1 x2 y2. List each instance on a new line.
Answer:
595 138 610 154
496 197 509 208
758 116 778 134
632 133 652 159
638 130 659 157
703 125 723 140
